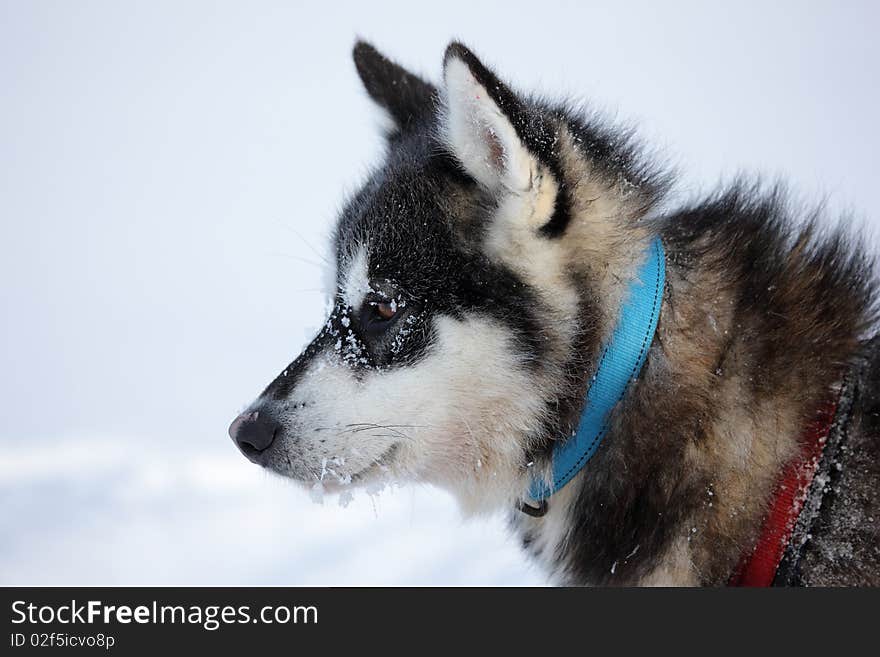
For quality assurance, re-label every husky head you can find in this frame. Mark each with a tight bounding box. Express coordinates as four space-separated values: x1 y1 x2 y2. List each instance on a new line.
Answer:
229 42 665 512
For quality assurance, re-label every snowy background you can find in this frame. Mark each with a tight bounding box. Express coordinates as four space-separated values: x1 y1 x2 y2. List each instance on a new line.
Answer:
1 1 878 585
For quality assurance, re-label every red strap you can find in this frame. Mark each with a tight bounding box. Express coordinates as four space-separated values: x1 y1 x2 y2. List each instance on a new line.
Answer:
729 399 837 587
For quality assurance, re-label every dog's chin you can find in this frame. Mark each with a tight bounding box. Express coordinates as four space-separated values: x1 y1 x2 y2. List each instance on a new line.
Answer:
261 443 403 495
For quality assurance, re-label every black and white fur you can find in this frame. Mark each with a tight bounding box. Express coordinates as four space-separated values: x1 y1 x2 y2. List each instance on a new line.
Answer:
229 42 880 585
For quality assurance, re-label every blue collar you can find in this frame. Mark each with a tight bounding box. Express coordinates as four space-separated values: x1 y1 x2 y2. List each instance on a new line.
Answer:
523 238 666 516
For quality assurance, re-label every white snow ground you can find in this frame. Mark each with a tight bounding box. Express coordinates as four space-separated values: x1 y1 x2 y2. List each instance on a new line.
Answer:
1 1 878 585
0 436 542 585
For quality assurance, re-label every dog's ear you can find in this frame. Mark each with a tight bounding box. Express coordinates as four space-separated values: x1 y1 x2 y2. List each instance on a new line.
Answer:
440 42 536 194
353 41 436 132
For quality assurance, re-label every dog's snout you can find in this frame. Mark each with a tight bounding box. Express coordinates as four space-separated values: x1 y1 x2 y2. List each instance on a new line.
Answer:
229 409 280 463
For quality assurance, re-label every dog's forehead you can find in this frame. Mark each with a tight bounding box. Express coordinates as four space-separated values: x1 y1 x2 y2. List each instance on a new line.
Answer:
334 149 479 293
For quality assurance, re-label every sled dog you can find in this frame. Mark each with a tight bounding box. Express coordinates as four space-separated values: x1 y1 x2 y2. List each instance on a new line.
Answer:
230 42 880 586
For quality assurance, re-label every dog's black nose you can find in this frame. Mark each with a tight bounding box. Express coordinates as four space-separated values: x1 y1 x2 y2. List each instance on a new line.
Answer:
229 409 280 462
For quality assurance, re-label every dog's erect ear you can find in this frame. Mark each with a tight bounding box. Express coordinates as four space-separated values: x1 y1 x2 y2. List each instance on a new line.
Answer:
440 42 536 194
353 41 436 132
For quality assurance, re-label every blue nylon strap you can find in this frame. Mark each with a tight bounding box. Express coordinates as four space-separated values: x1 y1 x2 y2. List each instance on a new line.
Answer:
528 237 666 502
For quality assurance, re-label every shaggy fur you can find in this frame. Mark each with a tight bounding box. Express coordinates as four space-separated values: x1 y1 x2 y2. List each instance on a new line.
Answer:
230 41 879 585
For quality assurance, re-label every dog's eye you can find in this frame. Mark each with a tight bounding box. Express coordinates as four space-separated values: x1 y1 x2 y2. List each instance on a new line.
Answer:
369 300 397 321
358 295 401 336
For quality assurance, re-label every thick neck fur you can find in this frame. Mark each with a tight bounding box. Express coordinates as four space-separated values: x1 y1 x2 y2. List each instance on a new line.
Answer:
512 174 874 586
